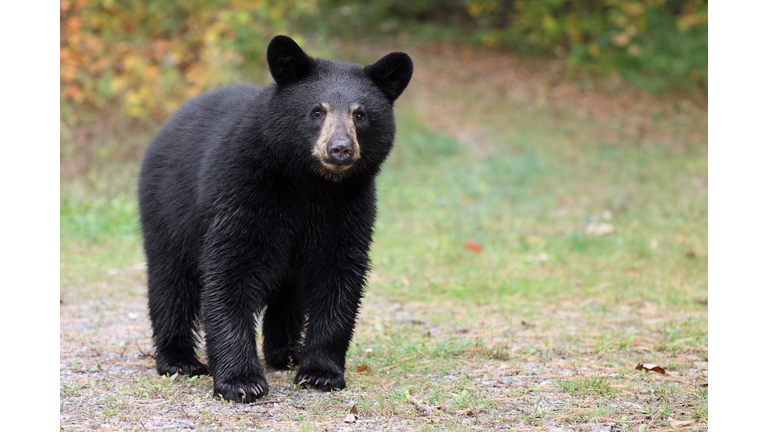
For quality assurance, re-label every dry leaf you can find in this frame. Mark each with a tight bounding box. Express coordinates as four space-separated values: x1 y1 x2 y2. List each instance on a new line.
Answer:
456 329 470 334
669 418 693 428
357 364 371 373
686 251 696 258
465 409 475 416
343 413 357 423
635 362 666 375
625 268 640 275
462 238 483 253
350 404 358 415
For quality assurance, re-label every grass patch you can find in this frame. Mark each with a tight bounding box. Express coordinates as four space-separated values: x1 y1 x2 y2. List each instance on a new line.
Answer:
554 376 616 397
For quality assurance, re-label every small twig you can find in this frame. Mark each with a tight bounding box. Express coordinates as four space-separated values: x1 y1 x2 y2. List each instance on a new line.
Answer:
136 341 153 358
550 406 592 422
250 398 284 405
379 355 417 371
649 405 666 426
406 394 433 416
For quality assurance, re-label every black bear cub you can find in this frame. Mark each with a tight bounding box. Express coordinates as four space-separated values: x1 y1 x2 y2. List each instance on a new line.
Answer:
138 35 412 402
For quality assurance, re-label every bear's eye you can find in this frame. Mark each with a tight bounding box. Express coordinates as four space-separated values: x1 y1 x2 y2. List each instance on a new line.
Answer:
312 109 323 118
355 112 366 121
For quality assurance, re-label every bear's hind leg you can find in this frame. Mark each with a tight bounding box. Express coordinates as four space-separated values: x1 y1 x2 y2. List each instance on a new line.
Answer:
147 259 208 377
263 280 304 369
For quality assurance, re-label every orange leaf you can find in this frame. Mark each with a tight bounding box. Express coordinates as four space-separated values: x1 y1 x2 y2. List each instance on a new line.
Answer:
357 364 371 373
463 238 482 253
64 84 82 99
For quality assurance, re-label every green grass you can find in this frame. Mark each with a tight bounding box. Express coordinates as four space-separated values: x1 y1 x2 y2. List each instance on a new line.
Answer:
371 108 707 312
554 376 615 397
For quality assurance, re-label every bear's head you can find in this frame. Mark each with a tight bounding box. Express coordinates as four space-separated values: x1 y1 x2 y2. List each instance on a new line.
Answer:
266 35 413 181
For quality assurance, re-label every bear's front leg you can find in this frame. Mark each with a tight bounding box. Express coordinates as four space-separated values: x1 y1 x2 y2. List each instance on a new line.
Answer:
199 213 276 403
294 256 367 392
200 276 270 402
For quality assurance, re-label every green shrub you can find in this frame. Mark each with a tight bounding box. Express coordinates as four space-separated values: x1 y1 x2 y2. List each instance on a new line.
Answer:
465 0 707 92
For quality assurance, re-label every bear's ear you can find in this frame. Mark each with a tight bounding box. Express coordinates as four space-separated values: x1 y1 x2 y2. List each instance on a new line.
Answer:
363 52 413 104
267 35 314 86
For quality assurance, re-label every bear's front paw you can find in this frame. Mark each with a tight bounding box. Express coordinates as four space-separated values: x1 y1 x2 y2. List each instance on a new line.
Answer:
213 375 269 403
156 359 209 377
294 369 345 392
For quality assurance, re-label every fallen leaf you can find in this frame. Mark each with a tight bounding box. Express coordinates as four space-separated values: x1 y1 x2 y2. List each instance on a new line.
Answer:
686 251 696 258
456 329 470 334
465 409 475 416
343 413 357 423
625 268 640 275
635 362 666 375
357 364 371 373
463 238 483 253
669 418 693 428
350 403 359 415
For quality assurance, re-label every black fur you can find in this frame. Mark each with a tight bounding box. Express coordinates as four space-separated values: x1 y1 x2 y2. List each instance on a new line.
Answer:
137 35 412 402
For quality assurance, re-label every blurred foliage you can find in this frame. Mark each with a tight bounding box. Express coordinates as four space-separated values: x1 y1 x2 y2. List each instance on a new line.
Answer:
61 0 705 127
464 0 707 92
60 0 317 127
314 0 707 93
60 0 705 176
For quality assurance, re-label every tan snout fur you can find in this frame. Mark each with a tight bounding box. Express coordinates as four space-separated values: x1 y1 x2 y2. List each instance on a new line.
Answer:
312 103 361 179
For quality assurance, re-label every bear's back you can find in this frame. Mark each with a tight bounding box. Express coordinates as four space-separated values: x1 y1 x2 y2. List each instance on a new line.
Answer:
148 84 263 157
138 85 268 240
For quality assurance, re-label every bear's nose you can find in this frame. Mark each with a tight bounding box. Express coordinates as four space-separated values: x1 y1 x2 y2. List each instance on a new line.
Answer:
328 138 353 164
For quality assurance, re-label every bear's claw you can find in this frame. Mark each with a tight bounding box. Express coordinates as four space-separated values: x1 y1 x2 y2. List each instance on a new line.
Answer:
294 370 345 392
156 359 209 377
214 376 269 403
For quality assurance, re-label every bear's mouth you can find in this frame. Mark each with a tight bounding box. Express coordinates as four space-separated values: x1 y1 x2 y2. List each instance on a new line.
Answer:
319 159 354 173
322 156 355 167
